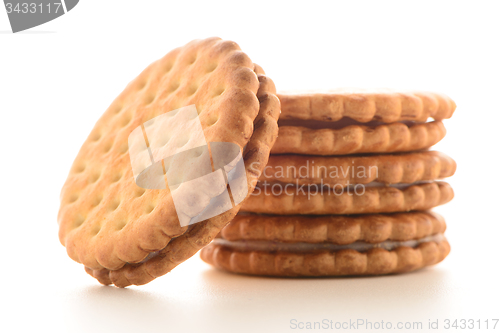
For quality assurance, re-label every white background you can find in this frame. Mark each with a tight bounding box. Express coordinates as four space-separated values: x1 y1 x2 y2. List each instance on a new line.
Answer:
1 1 499 332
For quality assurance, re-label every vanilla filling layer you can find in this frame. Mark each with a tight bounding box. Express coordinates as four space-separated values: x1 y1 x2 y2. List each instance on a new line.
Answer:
212 233 444 253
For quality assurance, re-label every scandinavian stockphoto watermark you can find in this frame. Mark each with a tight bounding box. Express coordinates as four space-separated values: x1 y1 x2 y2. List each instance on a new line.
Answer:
249 159 379 199
128 104 379 226
128 105 248 228
3 0 79 33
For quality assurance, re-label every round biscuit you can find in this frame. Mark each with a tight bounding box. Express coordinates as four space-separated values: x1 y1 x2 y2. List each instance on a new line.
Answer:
58 38 280 287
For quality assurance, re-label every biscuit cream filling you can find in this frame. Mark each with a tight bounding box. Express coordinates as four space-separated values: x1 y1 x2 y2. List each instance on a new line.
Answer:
137 230 444 264
344 180 432 190
278 118 427 130
258 180 433 191
210 233 445 253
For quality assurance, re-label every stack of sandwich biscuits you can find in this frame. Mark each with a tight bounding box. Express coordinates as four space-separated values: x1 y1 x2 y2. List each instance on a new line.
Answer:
201 90 456 277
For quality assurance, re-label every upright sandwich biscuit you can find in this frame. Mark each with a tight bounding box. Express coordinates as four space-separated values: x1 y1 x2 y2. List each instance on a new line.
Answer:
58 38 280 287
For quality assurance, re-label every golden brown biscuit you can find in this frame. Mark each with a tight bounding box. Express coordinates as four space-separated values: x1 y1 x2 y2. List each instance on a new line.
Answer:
220 211 446 244
241 182 453 215
200 236 450 276
259 151 456 186
58 38 280 287
271 121 446 155
278 89 456 122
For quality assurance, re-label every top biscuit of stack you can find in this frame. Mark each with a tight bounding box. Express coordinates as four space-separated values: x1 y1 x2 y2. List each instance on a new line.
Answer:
273 89 456 155
278 89 455 122
57 38 280 287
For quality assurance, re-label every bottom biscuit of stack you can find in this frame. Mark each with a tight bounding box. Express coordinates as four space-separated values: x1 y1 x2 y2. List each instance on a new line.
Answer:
200 212 450 276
